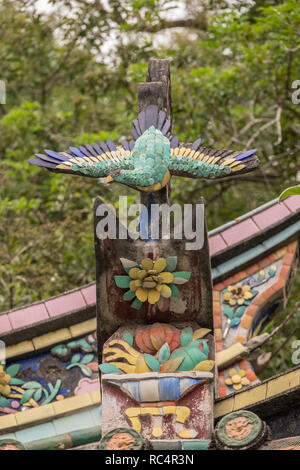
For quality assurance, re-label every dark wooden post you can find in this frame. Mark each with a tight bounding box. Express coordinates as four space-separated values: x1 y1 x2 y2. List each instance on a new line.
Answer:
94 59 213 360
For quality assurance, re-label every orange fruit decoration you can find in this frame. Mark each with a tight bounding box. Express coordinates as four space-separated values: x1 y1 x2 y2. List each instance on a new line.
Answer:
135 324 180 354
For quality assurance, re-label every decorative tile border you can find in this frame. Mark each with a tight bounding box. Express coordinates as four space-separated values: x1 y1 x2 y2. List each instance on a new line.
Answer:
215 367 300 419
4 318 96 360
213 241 298 398
0 390 101 434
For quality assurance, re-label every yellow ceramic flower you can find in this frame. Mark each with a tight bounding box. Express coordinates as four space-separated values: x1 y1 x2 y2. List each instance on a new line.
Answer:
0 365 11 397
223 284 253 306
129 257 174 305
225 368 250 391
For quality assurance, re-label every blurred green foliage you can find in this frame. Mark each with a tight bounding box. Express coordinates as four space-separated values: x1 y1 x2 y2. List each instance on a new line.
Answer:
0 0 299 377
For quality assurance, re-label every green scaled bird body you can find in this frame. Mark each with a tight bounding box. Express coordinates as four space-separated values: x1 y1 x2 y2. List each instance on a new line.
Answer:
28 105 259 192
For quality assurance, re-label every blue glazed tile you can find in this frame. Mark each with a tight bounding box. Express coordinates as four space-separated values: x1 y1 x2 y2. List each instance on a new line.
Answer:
90 406 101 427
15 422 56 443
0 432 16 441
53 410 93 435
182 440 210 450
151 440 181 450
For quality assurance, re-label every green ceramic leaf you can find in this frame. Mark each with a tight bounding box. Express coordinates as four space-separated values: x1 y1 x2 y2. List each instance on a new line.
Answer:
114 275 131 288
68 339 92 350
144 354 160 372
173 271 191 280
34 389 42 402
9 378 25 386
165 257 177 272
22 381 42 390
99 363 122 374
230 317 241 327
170 284 180 297
0 396 11 408
268 267 276 277
258 273 265 281
199 339 209 357
123 331 134 347
279 185 300 201
158 342 170 364
235 306 246 317
79 364 93 377
131 298 143 310
180 327 193 347
71 353 81 364
172 277 189 285
20 389 35 404
123 290 136 301
6 364 20 378
224 306 234 319
81 353 94 364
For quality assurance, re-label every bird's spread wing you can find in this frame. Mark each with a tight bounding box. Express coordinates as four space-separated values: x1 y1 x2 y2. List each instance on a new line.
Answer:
168 144 259 179
28 140 133 178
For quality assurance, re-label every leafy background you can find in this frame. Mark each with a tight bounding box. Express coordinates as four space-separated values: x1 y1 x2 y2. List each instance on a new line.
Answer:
0 0 299 379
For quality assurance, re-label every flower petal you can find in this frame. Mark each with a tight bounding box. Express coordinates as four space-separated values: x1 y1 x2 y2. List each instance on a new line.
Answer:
242 285 250 292
136 288 148 302
129 267 141 279
225 379 233 386
229 298 236 306
241 377 250 386
160 284 172 298
130 280 141 291
237 297 245 305
238 370 246 378
154 258 167 273
228 285 235 292
158 272 174 283
244 291 253 299
137 269 147 280
148 289 160 304
141 258 153 271
223 292 232 301
233 383 242 391
229 368 237 377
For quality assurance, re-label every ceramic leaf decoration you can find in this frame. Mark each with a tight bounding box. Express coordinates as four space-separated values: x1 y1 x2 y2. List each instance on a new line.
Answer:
99 325 214 374
114 256 191 309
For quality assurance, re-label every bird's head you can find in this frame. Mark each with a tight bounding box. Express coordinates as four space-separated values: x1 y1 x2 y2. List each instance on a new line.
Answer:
105 126 170 190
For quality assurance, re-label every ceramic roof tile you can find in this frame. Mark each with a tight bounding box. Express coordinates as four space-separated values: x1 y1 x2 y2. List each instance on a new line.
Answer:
45 291 86 318
252 202 291 230
283 195 300 213
8 303 49 330
208 234 227 255
221 219 260 246
0 314 12 334
81 285 96 305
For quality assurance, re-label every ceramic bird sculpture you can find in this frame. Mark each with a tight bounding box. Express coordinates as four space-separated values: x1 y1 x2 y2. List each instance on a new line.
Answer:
28 105 259 191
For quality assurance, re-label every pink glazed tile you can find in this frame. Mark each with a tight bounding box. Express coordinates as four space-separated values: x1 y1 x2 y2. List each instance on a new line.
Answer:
283 196 300 213
208 234 227 255
221 218 259 246
253 203 291 230
0 314 12 334
81 284 96 305
45 291 86 318
8 303 49 330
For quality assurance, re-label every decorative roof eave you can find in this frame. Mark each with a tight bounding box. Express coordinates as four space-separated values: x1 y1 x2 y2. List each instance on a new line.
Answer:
0 196 299 348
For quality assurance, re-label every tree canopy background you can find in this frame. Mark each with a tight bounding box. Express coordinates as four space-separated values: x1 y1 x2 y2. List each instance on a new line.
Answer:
0 0 299 379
